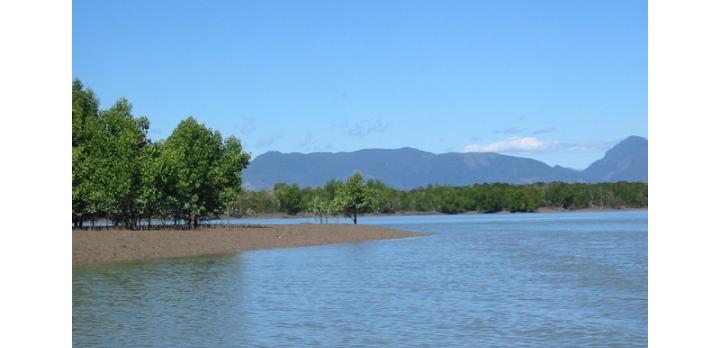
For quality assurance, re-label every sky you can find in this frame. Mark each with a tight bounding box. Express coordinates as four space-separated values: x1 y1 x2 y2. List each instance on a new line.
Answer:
73 0 647 169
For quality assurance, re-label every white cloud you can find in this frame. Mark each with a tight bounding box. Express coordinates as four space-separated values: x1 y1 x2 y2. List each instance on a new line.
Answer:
463 137 556 153
462 137 615 154
560 140 616 153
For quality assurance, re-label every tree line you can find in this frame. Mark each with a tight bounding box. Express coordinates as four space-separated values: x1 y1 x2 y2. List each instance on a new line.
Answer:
72 80 251 228
231 178 648 220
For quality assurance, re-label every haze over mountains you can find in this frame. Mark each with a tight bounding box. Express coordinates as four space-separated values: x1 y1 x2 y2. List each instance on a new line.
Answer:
243 136 648 190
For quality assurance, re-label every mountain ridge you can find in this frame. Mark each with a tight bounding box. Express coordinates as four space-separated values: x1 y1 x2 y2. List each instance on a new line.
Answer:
242 136 647 190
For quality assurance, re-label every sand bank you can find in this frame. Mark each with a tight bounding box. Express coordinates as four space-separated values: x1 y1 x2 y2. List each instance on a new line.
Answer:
73 224 425 265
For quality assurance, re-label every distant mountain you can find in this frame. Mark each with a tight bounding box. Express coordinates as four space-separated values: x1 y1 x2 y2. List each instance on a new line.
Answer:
242 136 648 190
582 136 648 182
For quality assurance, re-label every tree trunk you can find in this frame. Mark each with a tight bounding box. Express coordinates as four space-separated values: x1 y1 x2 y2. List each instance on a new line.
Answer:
353 209 357 224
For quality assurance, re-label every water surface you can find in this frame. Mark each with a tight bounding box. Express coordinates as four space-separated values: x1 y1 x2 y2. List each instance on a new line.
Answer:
74 211 647 347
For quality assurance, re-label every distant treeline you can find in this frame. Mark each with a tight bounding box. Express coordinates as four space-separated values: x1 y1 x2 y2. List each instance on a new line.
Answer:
72 80 251 228
232 179 648 217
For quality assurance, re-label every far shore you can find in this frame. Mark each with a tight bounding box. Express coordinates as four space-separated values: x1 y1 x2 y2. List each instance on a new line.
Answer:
226 207 648 220
73 224 427 265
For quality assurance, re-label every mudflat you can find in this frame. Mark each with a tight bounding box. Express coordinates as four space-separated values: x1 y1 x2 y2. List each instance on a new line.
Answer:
73 224 425 265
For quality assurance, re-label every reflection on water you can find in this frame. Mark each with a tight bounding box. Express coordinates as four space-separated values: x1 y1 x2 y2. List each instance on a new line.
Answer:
74 211 647 347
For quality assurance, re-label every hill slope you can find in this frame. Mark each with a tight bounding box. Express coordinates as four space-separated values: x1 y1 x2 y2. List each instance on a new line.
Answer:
582 136 648 182
242 136 647 190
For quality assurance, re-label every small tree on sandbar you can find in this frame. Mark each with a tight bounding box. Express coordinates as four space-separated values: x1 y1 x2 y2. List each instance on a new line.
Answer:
332 172 377 224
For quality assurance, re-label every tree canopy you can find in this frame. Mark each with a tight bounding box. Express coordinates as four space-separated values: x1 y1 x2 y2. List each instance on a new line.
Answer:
72 80 251 228
332 173 377 224
231 179 648 222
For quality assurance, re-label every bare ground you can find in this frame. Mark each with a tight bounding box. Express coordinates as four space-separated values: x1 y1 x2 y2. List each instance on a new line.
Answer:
73 224 426 265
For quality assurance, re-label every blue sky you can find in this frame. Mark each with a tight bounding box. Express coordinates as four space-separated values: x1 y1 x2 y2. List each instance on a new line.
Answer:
73 0 647 169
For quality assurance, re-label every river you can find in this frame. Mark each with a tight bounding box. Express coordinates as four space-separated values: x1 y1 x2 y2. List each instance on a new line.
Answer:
73 210 647 346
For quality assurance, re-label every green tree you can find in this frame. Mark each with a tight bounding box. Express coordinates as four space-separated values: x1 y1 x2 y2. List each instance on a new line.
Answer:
72 79 102 226
309 196 334 223
476 184 505 213
214 136 252 219
97 99 150 228
273 183 303 215
367 179 395 213
332 173 377 224
161 117 250 227
546 182 575 209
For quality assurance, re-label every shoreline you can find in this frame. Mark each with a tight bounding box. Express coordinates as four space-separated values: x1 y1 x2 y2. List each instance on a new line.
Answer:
228 207 648 220
73 224 427 265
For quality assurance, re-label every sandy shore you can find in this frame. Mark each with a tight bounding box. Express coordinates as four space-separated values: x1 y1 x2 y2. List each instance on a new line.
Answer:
73 224 426 265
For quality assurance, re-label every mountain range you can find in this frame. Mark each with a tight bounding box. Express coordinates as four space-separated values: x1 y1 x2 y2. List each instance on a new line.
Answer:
242 136 648 190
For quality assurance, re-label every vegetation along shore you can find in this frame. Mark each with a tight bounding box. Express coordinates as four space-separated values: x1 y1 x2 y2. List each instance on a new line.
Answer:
227 206 648 220
234 180 648 218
